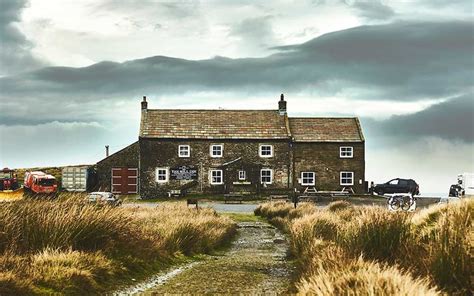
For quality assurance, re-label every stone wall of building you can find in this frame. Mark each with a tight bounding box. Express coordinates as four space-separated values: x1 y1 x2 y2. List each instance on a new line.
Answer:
139 138 292 198
95 142 139 191
292 142 365 193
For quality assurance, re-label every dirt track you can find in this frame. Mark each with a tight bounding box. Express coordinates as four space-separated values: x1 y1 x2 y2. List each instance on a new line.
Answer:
147 221 294 294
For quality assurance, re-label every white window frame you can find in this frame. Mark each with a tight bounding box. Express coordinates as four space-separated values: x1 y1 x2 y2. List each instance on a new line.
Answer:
238 170 246 180
340 146 354 158
209 169 223 185
178 145 190 158
260 169 273 184
301 172 315 186
156 167 169 183
259 144 273 158
210 144 223 158
340 171 354 186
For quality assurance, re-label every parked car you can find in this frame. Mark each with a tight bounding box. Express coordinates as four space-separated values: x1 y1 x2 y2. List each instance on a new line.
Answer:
86 192 122 207
449 184 463 197
373 178 420 196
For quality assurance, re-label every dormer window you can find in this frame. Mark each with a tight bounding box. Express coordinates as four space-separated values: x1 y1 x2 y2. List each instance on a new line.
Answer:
178 145 190 157
210 144 223 158
259 145 273 158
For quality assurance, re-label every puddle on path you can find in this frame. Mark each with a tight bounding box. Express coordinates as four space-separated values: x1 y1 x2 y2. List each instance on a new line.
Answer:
146 221 294 294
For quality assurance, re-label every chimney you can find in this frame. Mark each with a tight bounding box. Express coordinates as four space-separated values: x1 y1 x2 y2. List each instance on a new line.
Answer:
278 93 287 115
141 96 148 110
105 145 109 157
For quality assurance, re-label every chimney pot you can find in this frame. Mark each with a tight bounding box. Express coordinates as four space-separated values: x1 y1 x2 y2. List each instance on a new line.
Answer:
141 96 148 110
105 145 109 157
278 93 287 115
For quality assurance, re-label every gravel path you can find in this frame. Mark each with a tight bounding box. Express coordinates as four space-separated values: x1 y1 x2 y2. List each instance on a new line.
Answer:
148 221 294 294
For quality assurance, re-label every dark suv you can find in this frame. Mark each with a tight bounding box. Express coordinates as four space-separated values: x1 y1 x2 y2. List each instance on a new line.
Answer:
373 178 420 196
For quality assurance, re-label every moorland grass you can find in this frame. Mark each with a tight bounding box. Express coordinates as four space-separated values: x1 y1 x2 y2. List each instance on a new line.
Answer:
255 199 473 295
0 196 236 295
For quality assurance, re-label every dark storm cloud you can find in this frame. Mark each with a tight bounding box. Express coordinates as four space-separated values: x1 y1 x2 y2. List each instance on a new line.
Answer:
363 94 474 143
1 20 473 136
0 0 45 76
1 21 471 100
350 1 395 21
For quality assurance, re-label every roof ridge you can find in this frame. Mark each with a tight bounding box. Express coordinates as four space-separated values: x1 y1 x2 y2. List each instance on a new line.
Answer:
146 109 279 112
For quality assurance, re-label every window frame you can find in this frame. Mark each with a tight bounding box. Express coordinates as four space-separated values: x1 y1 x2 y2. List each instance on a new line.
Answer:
301 171 316 186
238 170 246 181
260 169 273 184
339 146 354 158
210 144 223 158
340 171 354 186
209 169 223 185
259 144 273 158
156 167 169 183
178 145 190 158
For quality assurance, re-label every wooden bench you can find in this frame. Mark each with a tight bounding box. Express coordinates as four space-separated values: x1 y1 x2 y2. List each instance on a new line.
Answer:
224 193 244 204
186 198 198 209
269 195 289 201
168 190 182 198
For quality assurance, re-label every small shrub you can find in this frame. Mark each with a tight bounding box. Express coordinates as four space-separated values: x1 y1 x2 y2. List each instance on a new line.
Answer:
254 201 293 219
297 257 440 296
339 207 410 262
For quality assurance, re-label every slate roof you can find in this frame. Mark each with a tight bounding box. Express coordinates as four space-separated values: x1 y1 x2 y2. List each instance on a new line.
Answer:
140 109 364 142
289 117 364 142
140 110 289 139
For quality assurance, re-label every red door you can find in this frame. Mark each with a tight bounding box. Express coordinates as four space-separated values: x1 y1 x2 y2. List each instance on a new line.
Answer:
112 168 138 194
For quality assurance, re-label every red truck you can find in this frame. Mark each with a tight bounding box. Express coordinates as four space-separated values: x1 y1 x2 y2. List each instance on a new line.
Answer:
24 171 58 197
0 168 20 191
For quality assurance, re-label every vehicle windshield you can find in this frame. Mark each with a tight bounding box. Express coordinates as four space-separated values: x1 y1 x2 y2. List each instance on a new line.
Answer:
38 179 56 186
0 172 13 179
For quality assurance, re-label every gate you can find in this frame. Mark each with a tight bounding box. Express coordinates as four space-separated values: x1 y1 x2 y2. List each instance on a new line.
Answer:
111 168 138 194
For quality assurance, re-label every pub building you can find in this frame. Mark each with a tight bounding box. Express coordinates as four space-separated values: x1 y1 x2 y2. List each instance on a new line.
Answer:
96 95 365 198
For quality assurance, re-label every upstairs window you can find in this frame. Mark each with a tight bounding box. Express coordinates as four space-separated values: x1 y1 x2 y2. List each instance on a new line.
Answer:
210 144 223 158
340 171 354 186
156 167 169 183
260 169 273 184
210 169 223 185
259 145 273 158
301 172 315 186
178 145 190 157
340 146 353 158
238 170 246 180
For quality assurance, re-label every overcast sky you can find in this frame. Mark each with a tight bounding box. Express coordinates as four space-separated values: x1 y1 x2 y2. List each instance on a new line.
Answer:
0 0 473 194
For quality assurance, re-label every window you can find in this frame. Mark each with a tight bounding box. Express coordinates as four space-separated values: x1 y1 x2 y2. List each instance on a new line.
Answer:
238 170 246 180
259 145 273 157
178 145 190 157
210 144 223 158
156 167 169 183
301 172 315 186
260 169 273 184
210 170 223 185
389 179 399 185
340 172 354 186
340 146 353 158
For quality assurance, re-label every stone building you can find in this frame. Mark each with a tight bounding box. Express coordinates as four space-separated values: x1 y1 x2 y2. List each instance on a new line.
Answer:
134 95 365 197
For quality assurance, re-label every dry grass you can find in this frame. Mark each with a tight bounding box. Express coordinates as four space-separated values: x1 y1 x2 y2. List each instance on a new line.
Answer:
0 198 236 295
256 199 473 295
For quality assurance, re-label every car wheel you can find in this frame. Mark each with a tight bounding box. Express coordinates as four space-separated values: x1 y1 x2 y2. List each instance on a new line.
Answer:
378 189 384 196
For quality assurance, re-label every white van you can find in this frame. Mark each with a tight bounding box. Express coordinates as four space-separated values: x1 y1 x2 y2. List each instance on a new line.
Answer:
457 173 474 198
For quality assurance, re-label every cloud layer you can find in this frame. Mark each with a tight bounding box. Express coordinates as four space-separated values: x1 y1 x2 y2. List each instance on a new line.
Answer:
0 0 45 76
